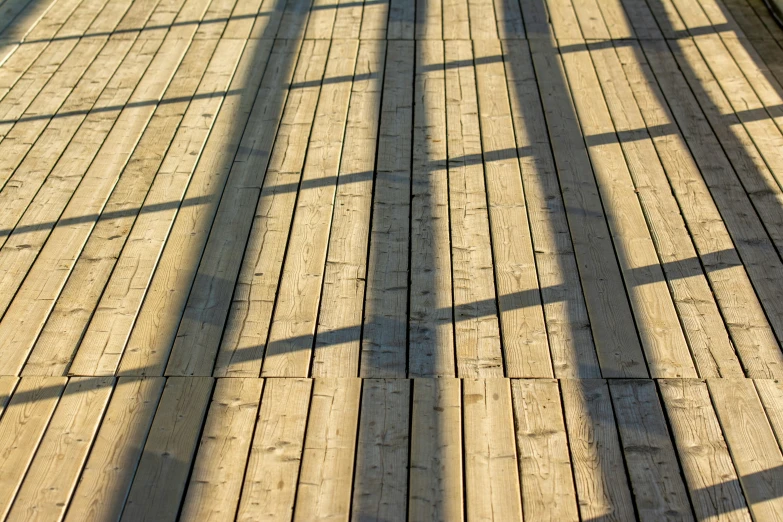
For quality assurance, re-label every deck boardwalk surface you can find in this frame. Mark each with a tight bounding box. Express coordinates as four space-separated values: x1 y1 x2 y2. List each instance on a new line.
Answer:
2 0 783 517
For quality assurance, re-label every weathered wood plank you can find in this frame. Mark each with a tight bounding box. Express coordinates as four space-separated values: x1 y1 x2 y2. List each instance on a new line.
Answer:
475 38 550 378
640 38 783 374
7 376 114 522
168 40 327 379
561 379 636 521
236 378 312 522
120 377 213 522
511 379 579 522
444 39 503 378
293 378 361 521
709 378 783 520
0 37 162 375
0 377 66 519
360 40 413 378
590 41 743 378
408 378 463 521
609 380 694 521
351 379 409 522
410 39 454 377
530 38 648 378
0 34 194 375
502 39 600 379
180 378 264 521
463 378 523 522
65 377 165 522
68 38 244 376
659 379 752 521
117 37 293 376
259 39 358 377
561 38 695 378
311 39 386 377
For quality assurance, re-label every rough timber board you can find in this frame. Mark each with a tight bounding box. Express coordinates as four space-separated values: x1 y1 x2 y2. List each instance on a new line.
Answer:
1 0 783 518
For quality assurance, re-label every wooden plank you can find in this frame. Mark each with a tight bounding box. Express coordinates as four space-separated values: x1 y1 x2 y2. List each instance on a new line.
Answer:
305 0 339 39
0 376 18 419
408 378 463 522
0 41 48 103
236 378 312 522
409 39 454 377
589 41 743 377
561 39 696 378
638 39 783 376
68 38 244 377
502 39 600 379
116 37 290 377
569 0 611 39
0 0 83 68
15 40 230 375
445 40 503 379
0 35 194 376
351 379 409 522
494 0 525 38
463 378 523 521
755 379 783 454
720 37 783 137
360 40 413 378
0 0 62 50
7 376 114 522
162 43 316 382
475 39 551 378
595 0 635 38
659 379 752 521
310 40 385 377
387 0 414 39
468 0 498 39
0 40 165 376
608 380 694 521
0 0 116 142
275 0 315 40
616 41 783 378
511 379 579 522
0 40 79 145
64 377 165 522
23 0 94 42
0 37 133 245
167 39 330 378
618 0 663 38
0 35 107 187
359 0 388 39
332 0 363 39
120 376 213 522
543 0 582 39
561 378 636 521
518 0 554 39
744 0 783 40
709 378 783 520
695 33 783 179
530 38 648 378
179 378 264 521
193 0 238 39
293 378 361 521
415 0 441 39
671 37 783 259
443 0 469 40
720 0 773 38
0 376 67 519
227 0 267 37
257 40 357 377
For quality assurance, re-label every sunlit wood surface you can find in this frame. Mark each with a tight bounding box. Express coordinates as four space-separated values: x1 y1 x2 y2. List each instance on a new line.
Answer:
1 0 783 517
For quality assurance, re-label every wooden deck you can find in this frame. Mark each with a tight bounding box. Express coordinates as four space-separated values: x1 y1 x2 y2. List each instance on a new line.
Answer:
2 0 783 516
